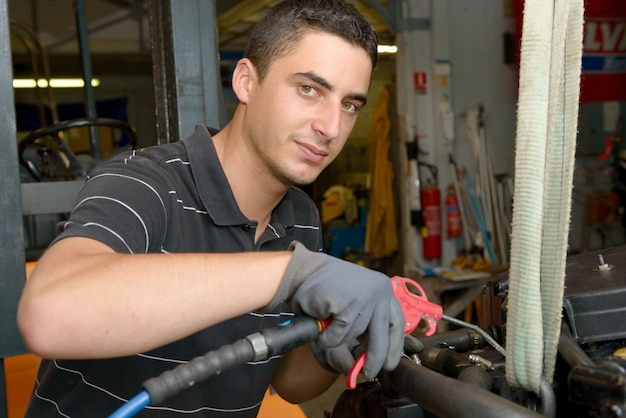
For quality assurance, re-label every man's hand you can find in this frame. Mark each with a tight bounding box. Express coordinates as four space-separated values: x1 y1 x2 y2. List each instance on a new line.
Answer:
310 340 363 375
267 241 405 380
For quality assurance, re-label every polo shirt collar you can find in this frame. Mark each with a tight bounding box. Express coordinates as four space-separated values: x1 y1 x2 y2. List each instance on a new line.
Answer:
183 124 296 230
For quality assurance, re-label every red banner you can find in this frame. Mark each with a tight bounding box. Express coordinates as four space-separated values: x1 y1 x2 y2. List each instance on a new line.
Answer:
515 0 626 102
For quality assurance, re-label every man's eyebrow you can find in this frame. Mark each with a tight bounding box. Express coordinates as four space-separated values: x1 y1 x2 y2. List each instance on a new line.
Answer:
294 71 368 106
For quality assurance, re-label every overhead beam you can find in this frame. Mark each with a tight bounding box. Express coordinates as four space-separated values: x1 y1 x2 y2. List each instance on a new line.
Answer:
217 0 275 29
12 53 153 77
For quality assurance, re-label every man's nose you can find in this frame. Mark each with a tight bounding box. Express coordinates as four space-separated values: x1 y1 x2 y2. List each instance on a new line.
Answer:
311 102 342 140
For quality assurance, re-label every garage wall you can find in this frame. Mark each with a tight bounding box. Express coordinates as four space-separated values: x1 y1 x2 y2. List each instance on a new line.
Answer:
442 0 518 178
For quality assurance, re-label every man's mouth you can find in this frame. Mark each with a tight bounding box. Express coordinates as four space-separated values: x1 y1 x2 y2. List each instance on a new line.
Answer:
296 142 328 163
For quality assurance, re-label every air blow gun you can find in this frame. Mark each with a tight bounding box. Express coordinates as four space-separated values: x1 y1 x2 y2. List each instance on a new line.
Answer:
108 276 443 418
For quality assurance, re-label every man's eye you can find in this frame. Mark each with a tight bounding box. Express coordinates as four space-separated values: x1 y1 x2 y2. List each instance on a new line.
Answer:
300 85 316 96
342 102 359 113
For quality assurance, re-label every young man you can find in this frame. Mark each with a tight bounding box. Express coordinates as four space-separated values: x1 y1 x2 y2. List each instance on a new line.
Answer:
17 0 405 416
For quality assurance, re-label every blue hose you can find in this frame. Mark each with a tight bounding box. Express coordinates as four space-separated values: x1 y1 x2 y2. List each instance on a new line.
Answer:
108 390 151 418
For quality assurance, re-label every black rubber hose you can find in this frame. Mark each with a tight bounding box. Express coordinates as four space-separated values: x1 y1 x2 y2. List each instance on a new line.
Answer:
262 316 322 356
144 338 256 404
379 358 544 418
418 328 477 351
143 316 322 405
457 365 493 391
419 346 477 378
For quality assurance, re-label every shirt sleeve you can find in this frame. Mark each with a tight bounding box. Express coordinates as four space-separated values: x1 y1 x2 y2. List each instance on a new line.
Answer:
54 152 174 254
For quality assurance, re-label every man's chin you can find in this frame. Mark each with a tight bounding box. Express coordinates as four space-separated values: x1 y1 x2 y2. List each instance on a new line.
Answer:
293 178 315 187
284 170 321 187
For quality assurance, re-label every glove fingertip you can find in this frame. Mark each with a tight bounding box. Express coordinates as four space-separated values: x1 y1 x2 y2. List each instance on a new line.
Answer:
361 355 385 380
383 353 401 372
361 366 380 381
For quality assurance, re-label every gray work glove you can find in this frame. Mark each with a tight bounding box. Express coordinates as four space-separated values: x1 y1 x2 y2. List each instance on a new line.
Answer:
310 339 363 375
268 241 405 380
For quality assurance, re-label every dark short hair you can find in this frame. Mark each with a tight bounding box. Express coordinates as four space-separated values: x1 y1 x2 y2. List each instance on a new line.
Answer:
244 0 378 82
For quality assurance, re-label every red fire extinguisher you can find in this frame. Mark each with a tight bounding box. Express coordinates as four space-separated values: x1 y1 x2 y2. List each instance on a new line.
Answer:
421 181 442 259
445 185 462 238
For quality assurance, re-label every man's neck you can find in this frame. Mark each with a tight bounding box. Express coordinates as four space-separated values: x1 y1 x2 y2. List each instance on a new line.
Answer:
212 123 288 228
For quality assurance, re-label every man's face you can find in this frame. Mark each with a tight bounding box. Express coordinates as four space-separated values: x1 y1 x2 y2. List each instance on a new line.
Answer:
242 31 373 186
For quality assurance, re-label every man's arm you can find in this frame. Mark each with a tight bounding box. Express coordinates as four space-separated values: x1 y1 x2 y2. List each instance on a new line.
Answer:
271 344 339 404
17 236 290 359
19 236 404 383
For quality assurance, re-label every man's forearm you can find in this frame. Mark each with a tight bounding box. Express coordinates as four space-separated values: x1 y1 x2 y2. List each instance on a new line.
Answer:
17 236 290 359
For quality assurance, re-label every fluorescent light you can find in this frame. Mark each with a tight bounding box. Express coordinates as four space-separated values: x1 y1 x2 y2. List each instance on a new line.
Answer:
13 78 101 88
378 44 398 54
13 79 37 88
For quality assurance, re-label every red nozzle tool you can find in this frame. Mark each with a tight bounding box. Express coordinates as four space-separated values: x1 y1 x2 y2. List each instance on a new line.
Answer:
346 276 442 389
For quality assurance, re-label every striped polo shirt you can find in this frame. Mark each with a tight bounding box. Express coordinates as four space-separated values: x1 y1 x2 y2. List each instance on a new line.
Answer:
25 124 323 417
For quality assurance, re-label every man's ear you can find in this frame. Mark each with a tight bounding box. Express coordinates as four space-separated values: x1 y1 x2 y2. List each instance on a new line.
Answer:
232 58 256 103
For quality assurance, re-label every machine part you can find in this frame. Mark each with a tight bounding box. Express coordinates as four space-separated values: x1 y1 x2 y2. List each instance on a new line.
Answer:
419 327 485 352
558 324 594 369
418 345 488 378
378 358 543 418
538 376 557 418
331 381 425 418
457 364 493 391
335 246 626 417
593 254 614 272
556 319 626 417
442 314 506 356
567 357 626 417
562 247 626 343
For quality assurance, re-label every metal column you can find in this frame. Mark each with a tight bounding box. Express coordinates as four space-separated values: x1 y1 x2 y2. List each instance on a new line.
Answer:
149 0 225 144
74 0 101 159
0 0 28 416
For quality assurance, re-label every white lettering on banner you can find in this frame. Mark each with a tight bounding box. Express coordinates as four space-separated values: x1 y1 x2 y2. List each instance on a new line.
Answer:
584 21 626 53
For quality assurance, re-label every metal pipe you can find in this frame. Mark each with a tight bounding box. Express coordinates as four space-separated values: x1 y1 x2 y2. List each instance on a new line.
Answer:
1 2 29 416
74 0 101 159
558 324 594 368
10 18 60 124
